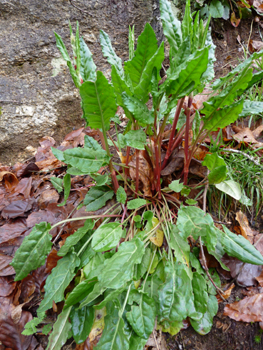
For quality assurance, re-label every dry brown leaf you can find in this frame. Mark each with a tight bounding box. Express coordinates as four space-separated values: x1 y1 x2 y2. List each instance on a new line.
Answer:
233 127 263 147
249 39 263 52
0 171 19 191
235 211 256 244
37 189 59 209
0 277 16 297
254 0 263 13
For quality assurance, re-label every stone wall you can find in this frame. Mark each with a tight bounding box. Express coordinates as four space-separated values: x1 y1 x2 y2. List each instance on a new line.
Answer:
0 0 168 164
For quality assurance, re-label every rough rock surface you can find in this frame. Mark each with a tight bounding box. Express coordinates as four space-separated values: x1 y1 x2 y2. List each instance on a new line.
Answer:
0 0 165 164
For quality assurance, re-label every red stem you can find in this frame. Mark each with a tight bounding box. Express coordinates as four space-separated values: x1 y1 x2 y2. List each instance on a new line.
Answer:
154 144 162 199
161 98 185 170
135 149 139 198
183 96 193 185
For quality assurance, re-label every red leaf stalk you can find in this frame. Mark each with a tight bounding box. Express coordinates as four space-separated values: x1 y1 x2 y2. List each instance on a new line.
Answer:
183 95 193 185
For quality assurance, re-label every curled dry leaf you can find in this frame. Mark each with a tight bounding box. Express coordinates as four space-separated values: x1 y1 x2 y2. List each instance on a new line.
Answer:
230 12 241 27
224 293 263 322
249 39 263 53
235 211 257 244
0 171 19 191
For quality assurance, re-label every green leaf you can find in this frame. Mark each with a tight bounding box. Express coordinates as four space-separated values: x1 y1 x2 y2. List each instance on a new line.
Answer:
84 135 105 152
117 186 127 204
144 274 163 305
159 0 182 52
129 334 147 350
202 153 227 184
126 292 156 339
100 30 124 78
170 225 190 265
83 253 105 280
169 180 184 193
65 280 97 308
209 0 230 19
58 173 71 207
46 307 72 350
80 37 96 82
122 93 154 125
11 222 52 281
181 0 191 40
50 177 63 193
111 66 133 108
192 272 208 314
22 313 45 335
215 180 241 200
203 99 244 132
51 147 65 162
54 32 80 88
79 281 107 308
58 219 94 257
95 286 127 310
63 148 110 174
124 130 147 150
95 174 109 186
134 247 152 280
129 25 135 60
37 252 80 314
70 304 95 344
127 198 147 210
80 71 117 131
92 222 124 252
124 23 158 88
84 185 114 211
222 225 263 265
95 301 129 350
99 237 145 289
240 100 263 117
42 324 53 335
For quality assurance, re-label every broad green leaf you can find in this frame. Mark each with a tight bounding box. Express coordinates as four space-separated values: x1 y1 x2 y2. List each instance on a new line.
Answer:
202 99 244 132
84 135 105 152
11 222 52 281
84 185 114 211
83 253 105 280
165 48 209 97
124 23 158 88
159 320 184 336
58 219 94 257
95 174 109 186
80 71 117 131
181 0 191 40
54 32 80 88
170 36 191 71
79 242 96 267
202 30 216 82
244 70 263 92
94 285 127 310
100 30 124 77
37 252 80 314
206 268 221 295
80 37 96 82
92 222 124 252
122 93 154 125
111 65 133 107
116 186 127 204
202 153 227 184
240 100 263 117
222 225 263 265
144 274 163 305
127 198 147 210
134 247 152 280
95 301 129 350
58 173 71 207
169 180 184 193
209 0 230 19
63 148 110 174
50 177 63 193
79 282 107 308
192 272 208 315
67 167 86 176
129 25 135 60
70 304 94 344
65 280 97 308
46 307 72 350
99 237 145 289
126 292 156 339
134 42 164 101
190 294 218 335
51 147 65 161
159 0 182 52
129 334 147 350
170 225 190 265
215 180 241 200
124 129 147 150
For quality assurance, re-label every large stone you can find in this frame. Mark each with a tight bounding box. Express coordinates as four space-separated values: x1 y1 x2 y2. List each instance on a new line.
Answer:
0 0 164 164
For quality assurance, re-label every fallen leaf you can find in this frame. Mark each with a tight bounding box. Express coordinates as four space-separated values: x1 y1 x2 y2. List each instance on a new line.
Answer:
254 0 263 13
37 189 59 209
236 211 256 244
233 127 263 147
231 12 241 27
0 220 28 245
0 277 16 297
249 39 263 52
1 200 33 219
0 172 19 191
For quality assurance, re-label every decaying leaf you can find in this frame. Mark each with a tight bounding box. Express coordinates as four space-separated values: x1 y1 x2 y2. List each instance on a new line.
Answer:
233 127 263 148
236 211 256 244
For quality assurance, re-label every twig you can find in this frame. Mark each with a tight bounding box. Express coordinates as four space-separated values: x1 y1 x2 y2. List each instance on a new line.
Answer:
221 148 263 169
69 0 89 14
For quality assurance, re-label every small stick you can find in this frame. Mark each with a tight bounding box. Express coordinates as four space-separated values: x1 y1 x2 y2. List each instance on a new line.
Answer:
221 148 263 169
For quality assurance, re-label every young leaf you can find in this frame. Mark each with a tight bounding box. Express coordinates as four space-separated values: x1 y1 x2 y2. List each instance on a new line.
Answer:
126 291 156 339
240 100 263 117
222 226 263 265
50 177 63 193
99 237 145 289
46 307 72 350
122 93 154 125
124 129 147 150
129 25 135 60
169 180 184 193
11 222 52 281
22 313 45 335
95 301 129 350
84 185 114 211
127 198 147 210
100 30 124 78
64 280 97 308
116 186 127 204
79 71 117 131
84 135 104 152
58 173 71 207
63 148 110 174
209 0 230 19
70 304 95 344
215 180 241 200
124 23 159 88
37 252 80 314
111 65 133 108
159 0 182 52
58 219 94 257
79 37 96 82
190 294 218 335
202 153 227 184
92 222 124 252
95 174 109 186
